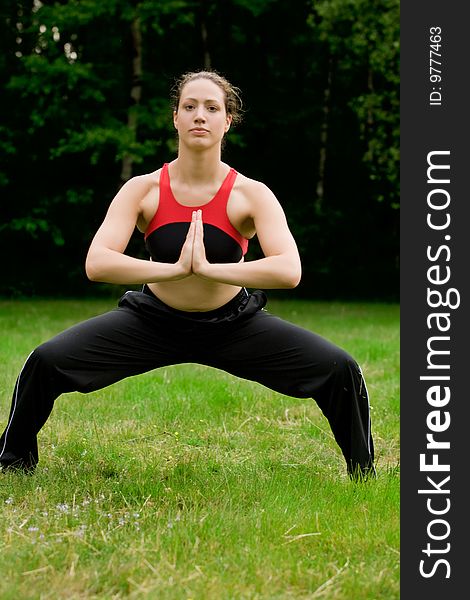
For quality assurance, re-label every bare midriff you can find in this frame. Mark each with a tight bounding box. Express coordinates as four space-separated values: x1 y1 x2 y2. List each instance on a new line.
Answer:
147 277 243 312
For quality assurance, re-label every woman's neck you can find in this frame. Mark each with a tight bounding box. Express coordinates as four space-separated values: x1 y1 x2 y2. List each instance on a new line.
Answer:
172 145 226 185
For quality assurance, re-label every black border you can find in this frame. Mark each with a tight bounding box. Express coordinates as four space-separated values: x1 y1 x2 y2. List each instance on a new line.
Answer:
401 1 468 596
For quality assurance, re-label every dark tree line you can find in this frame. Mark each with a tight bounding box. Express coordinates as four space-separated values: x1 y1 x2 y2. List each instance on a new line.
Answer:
0 0 399 300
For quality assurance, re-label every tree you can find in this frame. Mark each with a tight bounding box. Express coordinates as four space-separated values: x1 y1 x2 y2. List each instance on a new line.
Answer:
309 0 400 207
0 0 399 299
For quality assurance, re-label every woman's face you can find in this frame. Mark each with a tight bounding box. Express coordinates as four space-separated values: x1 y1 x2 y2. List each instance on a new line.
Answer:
173 78 232 149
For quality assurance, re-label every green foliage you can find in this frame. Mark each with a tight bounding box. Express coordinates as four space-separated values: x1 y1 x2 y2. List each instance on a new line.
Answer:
310 0 400 205
232 0 277 17
1 0 399 299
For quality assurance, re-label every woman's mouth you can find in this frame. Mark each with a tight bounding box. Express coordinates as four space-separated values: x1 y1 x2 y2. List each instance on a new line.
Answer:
190 128 209 135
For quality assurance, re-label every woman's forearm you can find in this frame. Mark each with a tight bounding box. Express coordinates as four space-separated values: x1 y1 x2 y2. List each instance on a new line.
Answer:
85 248 188 284
196 255 302 289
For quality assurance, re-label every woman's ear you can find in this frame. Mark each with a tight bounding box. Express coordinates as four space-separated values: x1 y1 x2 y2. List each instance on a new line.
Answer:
224 114 233 133
173 110 178 130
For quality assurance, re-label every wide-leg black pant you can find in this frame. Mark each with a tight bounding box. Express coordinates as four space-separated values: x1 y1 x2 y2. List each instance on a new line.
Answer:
0 288 374 476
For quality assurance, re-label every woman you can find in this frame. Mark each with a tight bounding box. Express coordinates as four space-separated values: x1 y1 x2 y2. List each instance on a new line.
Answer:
0 71 375 479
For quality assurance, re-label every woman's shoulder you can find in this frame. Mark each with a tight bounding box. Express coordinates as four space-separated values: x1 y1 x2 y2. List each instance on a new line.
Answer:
114 169 163 216
234 169 272 194
124 168 162 193
233 169 278 207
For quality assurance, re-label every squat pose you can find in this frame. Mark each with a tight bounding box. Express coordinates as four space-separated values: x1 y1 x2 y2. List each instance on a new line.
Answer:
0 71 374 479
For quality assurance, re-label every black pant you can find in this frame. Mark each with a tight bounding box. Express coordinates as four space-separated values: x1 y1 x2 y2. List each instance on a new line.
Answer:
0 288 374 476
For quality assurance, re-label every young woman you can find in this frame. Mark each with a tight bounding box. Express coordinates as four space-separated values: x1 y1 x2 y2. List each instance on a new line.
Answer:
0 71 375 479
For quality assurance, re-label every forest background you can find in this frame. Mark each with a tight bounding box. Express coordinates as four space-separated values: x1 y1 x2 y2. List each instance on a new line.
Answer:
0 0 399 300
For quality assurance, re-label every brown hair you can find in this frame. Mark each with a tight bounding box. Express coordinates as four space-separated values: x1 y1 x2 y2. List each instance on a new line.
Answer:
171 70 244 126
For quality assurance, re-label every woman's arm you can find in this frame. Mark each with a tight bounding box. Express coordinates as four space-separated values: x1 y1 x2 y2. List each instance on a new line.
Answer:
85 176 194 284
192 181 302 289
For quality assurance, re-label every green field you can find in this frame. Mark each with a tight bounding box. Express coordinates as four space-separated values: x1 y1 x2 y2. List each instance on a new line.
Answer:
0 298 399 599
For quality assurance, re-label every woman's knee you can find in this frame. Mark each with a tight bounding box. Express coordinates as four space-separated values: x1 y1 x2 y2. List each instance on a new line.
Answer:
293 348 360 398
32 342 51 365
32 338 66 370
331 348 359 374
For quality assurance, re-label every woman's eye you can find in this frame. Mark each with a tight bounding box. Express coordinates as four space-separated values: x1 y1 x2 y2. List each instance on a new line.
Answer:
208 106 218 112
184 105 194 110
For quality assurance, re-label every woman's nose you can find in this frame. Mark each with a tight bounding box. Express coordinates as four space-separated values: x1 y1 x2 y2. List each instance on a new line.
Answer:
194 105 206 121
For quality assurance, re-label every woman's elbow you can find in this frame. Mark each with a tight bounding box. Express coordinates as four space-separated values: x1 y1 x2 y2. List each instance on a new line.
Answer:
285 273 301 289
291 271 302 288
85 253 103 282
85 263 99 282
281 262 302 288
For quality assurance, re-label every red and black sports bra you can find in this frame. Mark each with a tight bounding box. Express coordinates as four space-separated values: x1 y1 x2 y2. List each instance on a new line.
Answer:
144 163 249 264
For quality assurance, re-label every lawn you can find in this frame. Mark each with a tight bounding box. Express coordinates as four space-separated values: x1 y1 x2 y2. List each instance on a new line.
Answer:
0 297 399 599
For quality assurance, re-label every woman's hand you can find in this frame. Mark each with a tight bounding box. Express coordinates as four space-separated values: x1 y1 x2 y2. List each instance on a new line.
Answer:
176 210 197 277
191 209 211 277
176 209 209 279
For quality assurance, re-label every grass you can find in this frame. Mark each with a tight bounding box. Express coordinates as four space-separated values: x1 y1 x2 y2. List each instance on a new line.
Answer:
0 297 399 599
